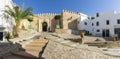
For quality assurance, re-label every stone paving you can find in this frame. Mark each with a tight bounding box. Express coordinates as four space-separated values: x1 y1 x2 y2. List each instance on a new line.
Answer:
2 39 48 59
0 32 120 59
0 42 20 58
0 31 41 59
41 32 120 59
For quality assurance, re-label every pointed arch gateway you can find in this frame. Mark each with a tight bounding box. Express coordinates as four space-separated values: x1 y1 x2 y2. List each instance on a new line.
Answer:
42 22 48 32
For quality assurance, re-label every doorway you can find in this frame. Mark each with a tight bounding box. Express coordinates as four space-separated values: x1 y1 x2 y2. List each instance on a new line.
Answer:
0 32 3 41
115 28 120 39
42 22 48 32
102 29 110 37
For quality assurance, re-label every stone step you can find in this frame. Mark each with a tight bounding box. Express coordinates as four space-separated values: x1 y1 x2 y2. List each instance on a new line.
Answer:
24 44 45 47
85 42 106 44
25 50 43 57
4 39 48 59
29 42 48 44
3 55 25 59
24 47 42 51
22 46 44 50
30 39 48 42
23 46 43 50
22 40 47 47
87 44 105 46
85 42 106 47
12 51 38 58
26 50 40 54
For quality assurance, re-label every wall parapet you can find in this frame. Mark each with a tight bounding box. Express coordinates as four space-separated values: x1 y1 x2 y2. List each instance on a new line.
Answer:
35 13 60 16
62 9 81 15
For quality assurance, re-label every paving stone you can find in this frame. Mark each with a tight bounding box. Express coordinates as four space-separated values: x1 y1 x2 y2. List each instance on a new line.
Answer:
41 32 120 59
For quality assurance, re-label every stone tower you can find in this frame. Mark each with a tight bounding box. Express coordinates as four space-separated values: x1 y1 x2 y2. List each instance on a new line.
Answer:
61 10 81 30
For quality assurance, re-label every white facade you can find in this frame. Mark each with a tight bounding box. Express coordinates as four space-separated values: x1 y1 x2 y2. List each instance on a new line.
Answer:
0 0 14 41
78 11 120 37
78 13 91 31
0 0 14 32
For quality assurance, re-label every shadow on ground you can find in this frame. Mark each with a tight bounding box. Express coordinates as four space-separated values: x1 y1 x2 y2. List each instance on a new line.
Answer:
0 41 47 59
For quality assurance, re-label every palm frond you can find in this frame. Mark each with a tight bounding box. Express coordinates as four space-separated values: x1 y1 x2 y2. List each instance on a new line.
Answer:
5 4 33 22
22 7 33 19
4 9 15 19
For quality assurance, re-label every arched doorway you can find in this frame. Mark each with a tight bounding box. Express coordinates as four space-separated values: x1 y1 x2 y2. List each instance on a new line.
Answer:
42 22 48 32
0 32 3 41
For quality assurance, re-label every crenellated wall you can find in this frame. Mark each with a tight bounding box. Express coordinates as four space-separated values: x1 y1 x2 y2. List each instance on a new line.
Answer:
31 10 82 32
61 10 81 30
32 13 59 32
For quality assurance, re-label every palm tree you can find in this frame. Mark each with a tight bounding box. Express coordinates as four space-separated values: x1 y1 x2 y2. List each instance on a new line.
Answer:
4 5 33 37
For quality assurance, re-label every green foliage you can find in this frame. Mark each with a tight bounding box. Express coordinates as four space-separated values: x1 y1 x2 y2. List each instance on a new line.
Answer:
54 15 61 20
27 16 33 22
88 17 90 19
5 32 13 41
91 17 95 20
4 4 33 37
4 5 33 22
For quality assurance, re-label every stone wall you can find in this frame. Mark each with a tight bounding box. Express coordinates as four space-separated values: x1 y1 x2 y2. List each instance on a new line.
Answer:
30 16 39 31
55 29 72 34
19 19 30 30
31 10 81 32
32 14 57 32
55 29 80 35
61 10 81 30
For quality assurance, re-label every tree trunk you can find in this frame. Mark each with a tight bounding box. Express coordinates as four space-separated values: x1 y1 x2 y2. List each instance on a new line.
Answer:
13 20 20 37
12 26 16 37
15 23 20 37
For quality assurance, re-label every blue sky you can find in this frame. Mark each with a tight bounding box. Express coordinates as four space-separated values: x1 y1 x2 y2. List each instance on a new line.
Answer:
13 0 120 15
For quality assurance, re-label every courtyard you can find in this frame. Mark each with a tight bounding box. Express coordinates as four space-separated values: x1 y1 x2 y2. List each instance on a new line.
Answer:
0 31 120 59
0 0 120 59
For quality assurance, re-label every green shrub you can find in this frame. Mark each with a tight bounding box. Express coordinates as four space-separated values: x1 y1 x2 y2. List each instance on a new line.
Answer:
27 16 33 22
54 15 61 20
5 32 13 41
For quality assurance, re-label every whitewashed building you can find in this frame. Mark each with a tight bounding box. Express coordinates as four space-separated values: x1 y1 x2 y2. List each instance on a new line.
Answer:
0 0 14 41
78 11 120 39
78 13 91 32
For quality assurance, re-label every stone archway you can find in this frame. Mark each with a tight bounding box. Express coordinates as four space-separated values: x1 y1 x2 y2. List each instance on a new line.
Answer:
42 22 48 32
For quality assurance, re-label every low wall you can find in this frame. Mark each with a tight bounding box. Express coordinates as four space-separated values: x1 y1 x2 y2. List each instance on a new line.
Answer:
55 29 80 35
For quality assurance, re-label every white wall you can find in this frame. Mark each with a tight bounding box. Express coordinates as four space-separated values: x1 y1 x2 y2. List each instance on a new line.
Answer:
78 13 92 34
79 11 120 37
91 11 120 37
0 0 14 32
